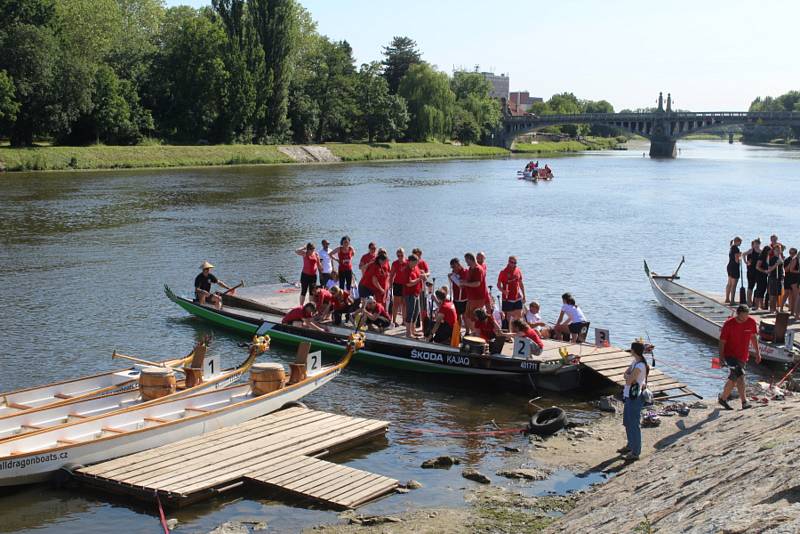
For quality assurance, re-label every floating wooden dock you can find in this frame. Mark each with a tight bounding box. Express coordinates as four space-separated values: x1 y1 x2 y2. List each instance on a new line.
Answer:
569 343 701 400
74 407 397 509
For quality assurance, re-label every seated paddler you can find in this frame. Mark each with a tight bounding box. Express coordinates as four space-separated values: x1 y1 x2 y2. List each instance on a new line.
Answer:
195 261 231 310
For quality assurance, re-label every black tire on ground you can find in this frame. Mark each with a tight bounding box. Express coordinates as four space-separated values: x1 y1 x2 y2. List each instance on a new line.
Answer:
528 407 567 436
280 401 308 411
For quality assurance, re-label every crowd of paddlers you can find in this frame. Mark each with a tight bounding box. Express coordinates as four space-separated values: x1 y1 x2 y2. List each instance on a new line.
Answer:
727 234 800 319
270 238 591 351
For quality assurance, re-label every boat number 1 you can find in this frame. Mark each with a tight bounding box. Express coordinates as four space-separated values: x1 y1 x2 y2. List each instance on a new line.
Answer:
204 355 221 377
306 351 322 373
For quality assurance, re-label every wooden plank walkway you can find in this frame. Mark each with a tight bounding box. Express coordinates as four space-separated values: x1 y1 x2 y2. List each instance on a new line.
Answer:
555 342 702 400
73 407 397 509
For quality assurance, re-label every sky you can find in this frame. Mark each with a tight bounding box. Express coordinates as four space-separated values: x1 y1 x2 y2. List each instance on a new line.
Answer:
165 0 799 111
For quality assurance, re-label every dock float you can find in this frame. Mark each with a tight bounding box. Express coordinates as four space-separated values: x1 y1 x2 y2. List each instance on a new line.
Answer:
570 344 701 400
73 406 397 509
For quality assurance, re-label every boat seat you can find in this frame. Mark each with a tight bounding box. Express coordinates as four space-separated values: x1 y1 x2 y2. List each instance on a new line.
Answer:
101 426 124 434
7 402 32 410
184 407 209 414
20 424 42 431
53 393 73 400
56 439 77 445
144 417 168 423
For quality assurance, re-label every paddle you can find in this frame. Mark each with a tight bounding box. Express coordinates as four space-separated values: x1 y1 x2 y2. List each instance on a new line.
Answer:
671 256 685 279
222 280 244 296
739 258 746 305
111 351 187 373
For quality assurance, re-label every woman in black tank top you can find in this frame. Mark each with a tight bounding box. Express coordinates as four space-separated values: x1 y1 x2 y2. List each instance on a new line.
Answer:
725 237 742 304
784 248 799 318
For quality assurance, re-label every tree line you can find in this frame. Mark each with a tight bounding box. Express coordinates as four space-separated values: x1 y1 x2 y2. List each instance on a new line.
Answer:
745 91 800 143
0 0 502 147
529 92 618 137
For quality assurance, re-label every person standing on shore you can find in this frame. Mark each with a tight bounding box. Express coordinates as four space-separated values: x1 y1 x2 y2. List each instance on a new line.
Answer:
718 304 761 411
620 341 649 461
743 238 761 306
725 237 742 304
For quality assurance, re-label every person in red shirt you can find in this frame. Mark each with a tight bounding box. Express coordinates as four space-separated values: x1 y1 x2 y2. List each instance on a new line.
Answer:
332 236 356 292
362 297 391 331
718 304 761 410
476 251 493 310
329 286 358 326
448 257 469 326
282 302 326 331
359 253 390 305
389 248 408 327
313 286 334 320
497 255 526 329
358 242 378 275
511 319 544 355
294 243 322 305
403 255 423 338
428 290 457 344
462 253 484 335
472 308 507 354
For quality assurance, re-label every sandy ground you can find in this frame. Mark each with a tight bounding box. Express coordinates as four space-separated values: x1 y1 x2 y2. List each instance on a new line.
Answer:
300 398 714 534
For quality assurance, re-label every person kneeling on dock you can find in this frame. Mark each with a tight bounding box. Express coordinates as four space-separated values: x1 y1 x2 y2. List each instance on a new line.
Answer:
718 304 761 411
473 308 507 354
511 319 544 356
428 290 457 344
330 286 358 326
282 302 326 331
362 297 391 332
195 261 231 310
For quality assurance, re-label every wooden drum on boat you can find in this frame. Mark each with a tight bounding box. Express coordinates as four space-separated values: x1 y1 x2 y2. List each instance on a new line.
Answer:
461 336 488 356
250 363 286 396
139 367 177 401
288 363 307 385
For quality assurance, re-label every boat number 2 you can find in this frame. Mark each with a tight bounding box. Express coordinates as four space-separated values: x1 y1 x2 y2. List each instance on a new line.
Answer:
306 350 322 373
513 337 532 358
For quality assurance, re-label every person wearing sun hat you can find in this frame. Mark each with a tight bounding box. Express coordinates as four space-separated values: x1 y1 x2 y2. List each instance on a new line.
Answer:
195 261 231 309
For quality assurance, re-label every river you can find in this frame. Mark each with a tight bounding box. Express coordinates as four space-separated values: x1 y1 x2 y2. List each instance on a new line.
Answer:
1 140 799 532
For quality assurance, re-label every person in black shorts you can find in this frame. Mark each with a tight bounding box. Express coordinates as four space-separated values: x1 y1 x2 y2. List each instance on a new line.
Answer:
725 237 742 304
753 246 770 311
194 261 231 309
766 245 782 312
743 238 761 306
784 248 800 319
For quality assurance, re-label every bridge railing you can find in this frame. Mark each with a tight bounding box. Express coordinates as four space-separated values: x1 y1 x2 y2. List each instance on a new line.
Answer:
507 111 800 122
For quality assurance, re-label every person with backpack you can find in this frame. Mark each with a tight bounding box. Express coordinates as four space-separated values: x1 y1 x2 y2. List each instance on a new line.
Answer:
619 340 650 461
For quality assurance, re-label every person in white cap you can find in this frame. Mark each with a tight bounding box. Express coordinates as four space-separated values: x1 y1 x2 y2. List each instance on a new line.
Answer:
195 261 231 309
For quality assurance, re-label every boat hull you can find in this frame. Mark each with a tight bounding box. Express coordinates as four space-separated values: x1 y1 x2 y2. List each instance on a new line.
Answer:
645 261 795 364
0 372 337 486
166 288 582 390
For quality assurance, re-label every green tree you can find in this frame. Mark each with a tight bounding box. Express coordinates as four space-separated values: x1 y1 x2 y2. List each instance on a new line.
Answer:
149 7 230 143
382 36 421 94
307 38 356 142
398 63 455 142
452 107 480 145
249 0 298 142
353 62 408 142
0 70 19 130
583 99 617 136
450 71 501 142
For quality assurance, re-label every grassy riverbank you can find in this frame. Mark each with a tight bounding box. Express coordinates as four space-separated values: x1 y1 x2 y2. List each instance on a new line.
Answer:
513 136 624 154
0 142 509 172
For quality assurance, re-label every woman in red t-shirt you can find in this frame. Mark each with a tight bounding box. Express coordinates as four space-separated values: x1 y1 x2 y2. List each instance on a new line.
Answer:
360 253 390 305
389 248 408 327
472 308 507 354
511 319 544 355
428 290 457 345
332 236 356 292
294 242 321 305
282 302 326 331
403 255 423 338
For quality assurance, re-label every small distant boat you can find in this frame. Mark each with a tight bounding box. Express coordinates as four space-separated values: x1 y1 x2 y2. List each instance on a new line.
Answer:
0 340 261 441
0 334 361 487
645 258 798 364
517 167 554 181
0 351 196 419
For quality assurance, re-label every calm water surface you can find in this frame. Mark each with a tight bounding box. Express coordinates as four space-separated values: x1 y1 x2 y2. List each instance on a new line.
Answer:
1 140 799 532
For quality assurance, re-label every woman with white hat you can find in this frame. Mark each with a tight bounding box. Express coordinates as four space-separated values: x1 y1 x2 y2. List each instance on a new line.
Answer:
195 261 231 310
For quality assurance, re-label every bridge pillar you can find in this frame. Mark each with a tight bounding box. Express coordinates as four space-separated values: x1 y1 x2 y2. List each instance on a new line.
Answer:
649 137 677 158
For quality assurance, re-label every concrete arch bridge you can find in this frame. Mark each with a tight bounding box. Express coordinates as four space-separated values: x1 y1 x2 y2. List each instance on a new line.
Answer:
496 94 800 157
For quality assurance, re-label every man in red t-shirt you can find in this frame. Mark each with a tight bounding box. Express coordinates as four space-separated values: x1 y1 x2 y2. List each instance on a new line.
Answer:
313 286 334 320
476 251 493 310
718 305 761 410
497 256 526 329
462 253 484 335
428 290 457 344
282 302 326 331
403 255 423 338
